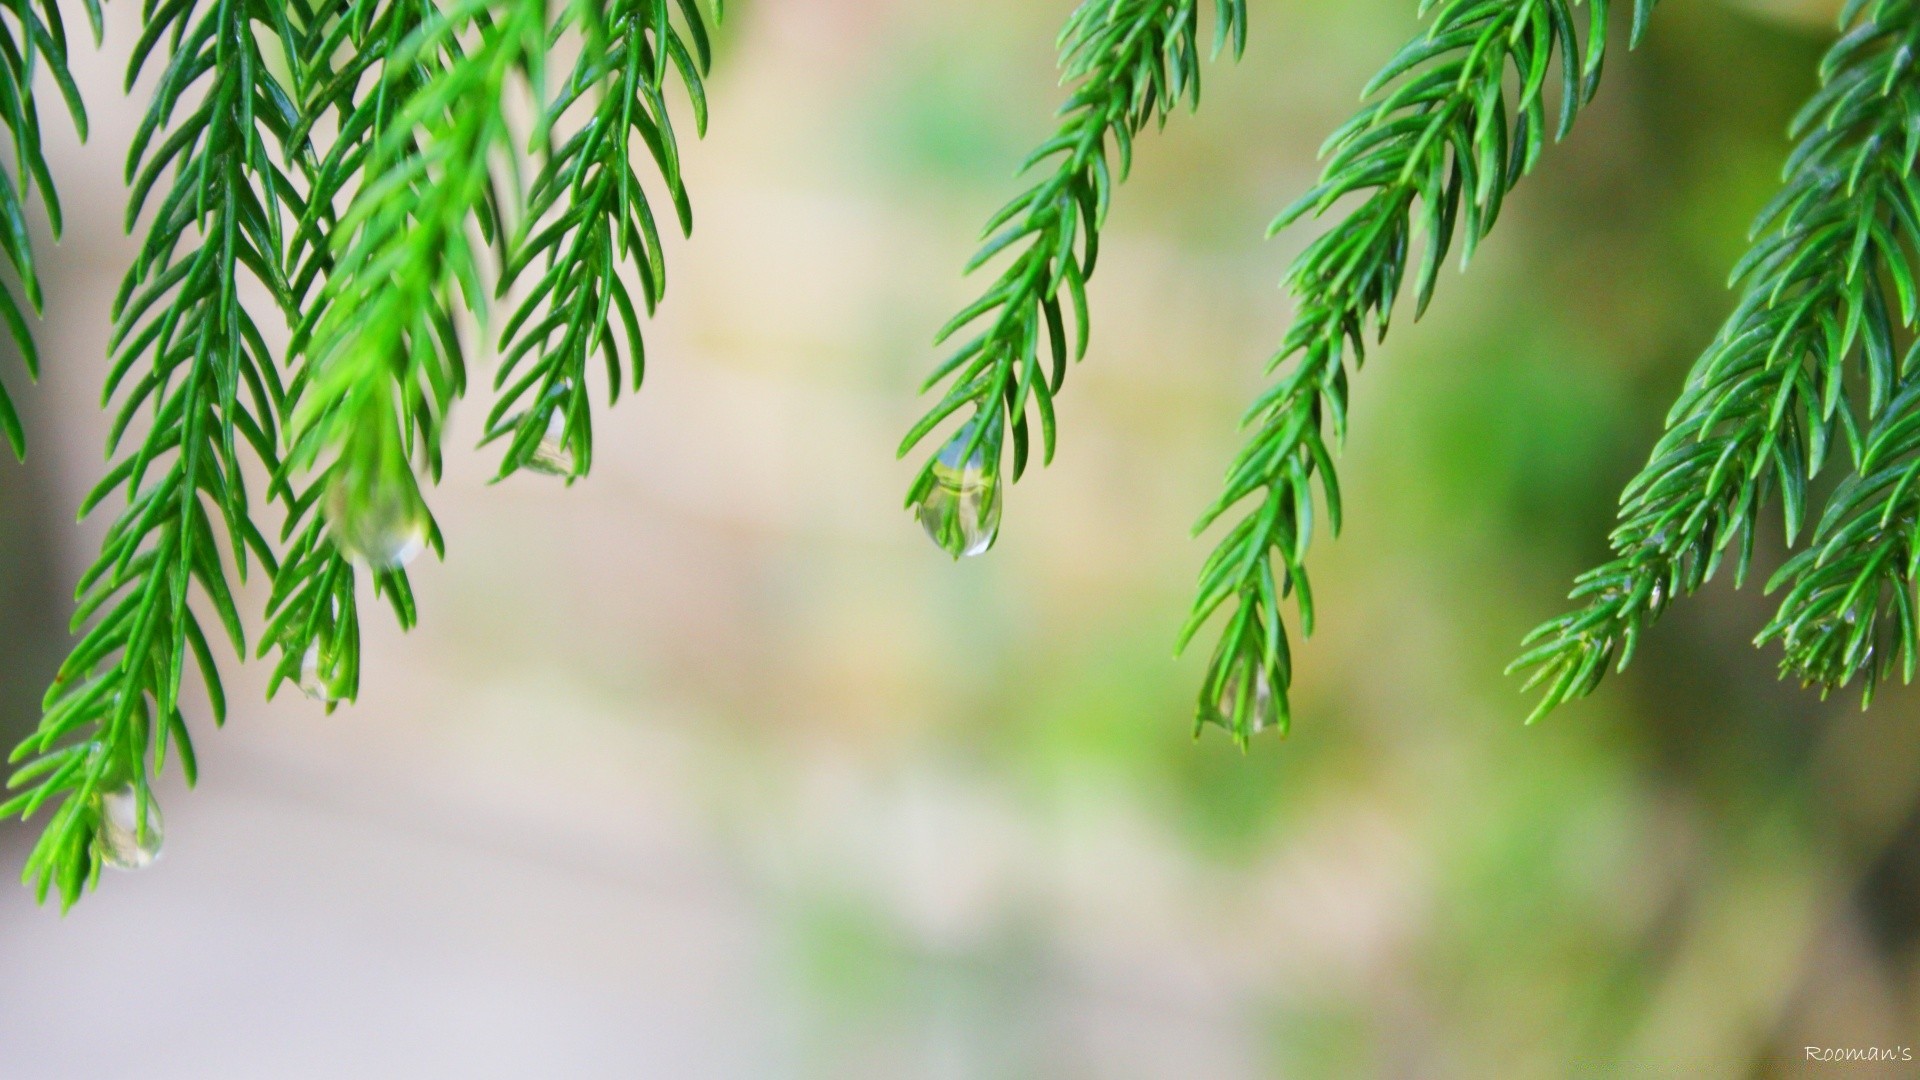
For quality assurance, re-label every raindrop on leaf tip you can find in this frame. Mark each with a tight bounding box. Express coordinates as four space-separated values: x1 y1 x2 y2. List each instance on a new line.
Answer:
324 470 428 569
1212 661 1279 738
95 785 162 871
915 419 1002 559
523 408 576 478
297 642 345 705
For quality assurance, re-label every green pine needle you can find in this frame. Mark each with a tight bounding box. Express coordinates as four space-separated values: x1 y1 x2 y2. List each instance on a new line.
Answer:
900 0 1248 513
7 0 722 906
1515 0 1920 721
4 0 303 907
486 0 717 483
0 0 94 459
1186 0 1656 745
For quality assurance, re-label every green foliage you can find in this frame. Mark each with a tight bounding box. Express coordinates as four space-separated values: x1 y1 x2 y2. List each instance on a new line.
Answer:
2 0 305 906
1184 0 1656 745
18 0 1920 906
900 0 1248 532
1516 0 1920 718
0 0 93 458
257 0 467 705
286 0 543 502
262 0 545 708
488 0 716 482
4 0 720 906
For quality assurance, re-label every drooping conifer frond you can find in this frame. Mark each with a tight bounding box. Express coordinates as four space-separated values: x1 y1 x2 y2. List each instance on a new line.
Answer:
1766 345 1920 704
2 0 723 906
283 0 547 503
1515 0 1919 720
1748 3 1920 704
487 0 718 482
265 0 553 709
0 0 94 458
256 0 489 708
900 0 1247 558
2 0 306 906
1185 0 1657 744
261 0 720 706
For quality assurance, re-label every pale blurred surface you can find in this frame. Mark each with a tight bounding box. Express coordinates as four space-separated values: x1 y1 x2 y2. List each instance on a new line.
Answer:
4 1 1919 1077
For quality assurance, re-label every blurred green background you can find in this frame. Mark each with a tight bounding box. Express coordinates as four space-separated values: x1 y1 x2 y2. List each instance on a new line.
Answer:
3 0 1916 1075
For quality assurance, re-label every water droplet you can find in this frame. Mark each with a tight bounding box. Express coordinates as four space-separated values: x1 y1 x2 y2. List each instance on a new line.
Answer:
95 785 162 870
524 408 575 477
324 469 428 569
915 419 1002 558
1213 660 1279 736
298 642 344 705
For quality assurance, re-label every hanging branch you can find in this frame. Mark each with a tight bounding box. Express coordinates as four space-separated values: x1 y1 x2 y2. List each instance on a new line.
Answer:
487 0 719 482
283 0 547 500
899 0 1247 559
254 0 484 708
1515 0 1920 720
2 0 308 906
0 0 726 906
262 0 721 707
263 0 550 707
1766 345 1920 704
1752 5 1920 702
0 0 94 458
1186 0 1656 745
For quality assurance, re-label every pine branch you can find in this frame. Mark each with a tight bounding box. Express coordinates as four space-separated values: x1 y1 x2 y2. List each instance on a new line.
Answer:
255 0 468 706
0 0 95 458
1765 351 1920 704
2 0 305 906
1751 4 1920 702
1186 0 1654 745
899 0 1247 559
1515 0 1919 720
486 0 717 482
285 0 546 489
263 0 550 704
263 0 721 705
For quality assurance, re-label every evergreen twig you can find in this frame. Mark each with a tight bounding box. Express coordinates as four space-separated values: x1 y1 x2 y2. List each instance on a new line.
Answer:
2 0 306 906
261 0 549 705
1188 0 1655 744
0 0 95 458
256 0 483 706
900 0 1247 555
1515 0 1920 719
2 0 722 906
486 0 718 482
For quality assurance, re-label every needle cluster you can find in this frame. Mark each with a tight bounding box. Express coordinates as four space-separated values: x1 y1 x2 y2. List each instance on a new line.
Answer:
901 0 1247 535
5 0 719 906
1185 0 1654 743
1517 0 1920 718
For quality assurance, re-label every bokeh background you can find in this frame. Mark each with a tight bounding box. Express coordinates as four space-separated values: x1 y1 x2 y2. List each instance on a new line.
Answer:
2 0 1915 1075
